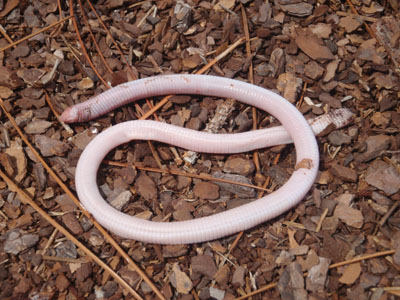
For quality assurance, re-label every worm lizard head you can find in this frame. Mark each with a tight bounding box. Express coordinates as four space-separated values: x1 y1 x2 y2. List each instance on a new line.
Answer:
59 106 78 123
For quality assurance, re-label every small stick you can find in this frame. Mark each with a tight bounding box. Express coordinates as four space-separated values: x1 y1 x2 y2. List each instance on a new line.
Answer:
42 255 88 263
137 5 156 28
68 0 110 88
44 91 74 135
220 4 237 16
103 160 272 193
0 99 165 300
127 1 147 9
336 11 377 22
60 34 83 62
85 0 137 80
240 4 260 175
77 0 113 75
0 24 14 46
1 125 10 147
378 201 399 228
144 99 184 169
0 16 73 52
236 249 396 299
34 228 59 273
296 82 307 109
0 170 144 300
147 141 165 171
315 208 329 233
148 55 163 74
140 37 246 121
345 0 399 71
56 0 63 18
134 99 167 171
169 146 184 166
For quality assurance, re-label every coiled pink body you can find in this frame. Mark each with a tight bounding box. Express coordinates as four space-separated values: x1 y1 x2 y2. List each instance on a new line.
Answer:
61 74 353 244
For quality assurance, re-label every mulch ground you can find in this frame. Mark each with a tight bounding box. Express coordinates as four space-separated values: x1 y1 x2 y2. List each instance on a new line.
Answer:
0 0 400 299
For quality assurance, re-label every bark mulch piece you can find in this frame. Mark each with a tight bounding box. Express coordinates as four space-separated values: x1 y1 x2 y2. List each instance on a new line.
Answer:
0 0 399 299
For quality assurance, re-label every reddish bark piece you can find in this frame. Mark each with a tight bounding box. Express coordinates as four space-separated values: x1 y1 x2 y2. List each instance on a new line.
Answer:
191 255 217 278
223 157 255 176
295 28 335 60
339 263 362 285
330 164 357 182
193 181 220 200
135 173 158 200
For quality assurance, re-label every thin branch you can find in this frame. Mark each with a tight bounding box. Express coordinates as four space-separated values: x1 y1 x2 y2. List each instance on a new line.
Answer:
0 170 143 300
137 5 156 28
103 160 272 193
0 99 165 300
77 0 113 75
336 11 377 22
42 255 88 263
44 91 74 135
240 4 260 174
140 37 247 120
0 16 73 52
296 82 307 109
56 0 63 18
329 250 395 269
315 208 329 233
235 249 396 299
345 0 399 71
378 201 399 227
0 24 14 46
85 0 137 80
68 0 110 88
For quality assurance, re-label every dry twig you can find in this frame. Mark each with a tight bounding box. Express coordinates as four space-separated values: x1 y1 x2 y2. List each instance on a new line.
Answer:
0 16 73 52
85 0 137 80
140 36 246 120
345 0 399 71
236 249 396 299
0 99 165 300
68 0 110 88
77 0 113 75
104 161 272 193
0 170 144 300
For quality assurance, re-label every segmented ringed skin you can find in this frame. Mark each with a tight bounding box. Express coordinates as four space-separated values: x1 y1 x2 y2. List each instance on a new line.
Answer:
74 74 319 244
